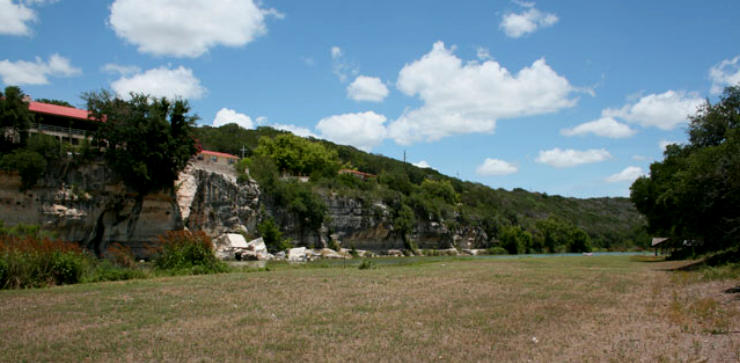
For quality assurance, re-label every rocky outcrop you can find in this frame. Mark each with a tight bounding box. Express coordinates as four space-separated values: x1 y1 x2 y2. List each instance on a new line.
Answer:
0 161 182 257
0 157 486 258
176 163 260 236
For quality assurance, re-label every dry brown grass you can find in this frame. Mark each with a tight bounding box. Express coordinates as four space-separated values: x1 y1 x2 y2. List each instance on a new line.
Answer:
0 256 737 362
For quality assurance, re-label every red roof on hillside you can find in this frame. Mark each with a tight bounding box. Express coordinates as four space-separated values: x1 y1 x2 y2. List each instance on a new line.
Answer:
200 150 239 159
28 101 96 121
338 169 376 178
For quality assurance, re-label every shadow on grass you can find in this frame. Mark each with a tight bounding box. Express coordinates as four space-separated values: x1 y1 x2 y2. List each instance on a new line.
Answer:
630 256 667 263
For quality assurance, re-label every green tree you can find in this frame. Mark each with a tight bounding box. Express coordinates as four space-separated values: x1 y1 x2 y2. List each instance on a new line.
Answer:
85 91 198 194
394 203 416 249
499 225 531 255
0 149 47 190
254 133 339 177
0 86 34 151
630 86 740 254
419 178 459 204
34 98 74 107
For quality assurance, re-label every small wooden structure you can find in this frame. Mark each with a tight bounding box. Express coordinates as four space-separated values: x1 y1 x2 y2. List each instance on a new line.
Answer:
651 237 670 256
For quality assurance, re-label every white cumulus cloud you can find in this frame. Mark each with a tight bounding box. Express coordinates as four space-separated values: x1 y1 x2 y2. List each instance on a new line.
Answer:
347 76 389 102
213 108 254 129
109 0 281 58
536 148 611 168
603 90 703 130
561 117 636 138
499 2 558 38
476 158 518 176
605 166 644 183
709 56 740 94
413 160 431 169
388 41 576 145
111 66 206 100
0 54 81 85
316 111 387 151
0 0 37 36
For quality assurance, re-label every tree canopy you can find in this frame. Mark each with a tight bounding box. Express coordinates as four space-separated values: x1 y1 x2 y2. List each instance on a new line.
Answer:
253 133 340 177
630 86 740 254
0 86 33 152
34 98 74 108
85 91 198 195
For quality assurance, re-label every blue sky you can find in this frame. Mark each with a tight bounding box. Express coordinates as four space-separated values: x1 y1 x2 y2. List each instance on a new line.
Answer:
2 0 740 198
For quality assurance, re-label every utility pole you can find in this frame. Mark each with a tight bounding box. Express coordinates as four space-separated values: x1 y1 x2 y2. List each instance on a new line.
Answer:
240 144 246 159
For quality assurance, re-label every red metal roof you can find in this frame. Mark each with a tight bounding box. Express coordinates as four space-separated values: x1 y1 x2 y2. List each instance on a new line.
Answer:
338 168 376 178
200 150 239 159
28 101 96 121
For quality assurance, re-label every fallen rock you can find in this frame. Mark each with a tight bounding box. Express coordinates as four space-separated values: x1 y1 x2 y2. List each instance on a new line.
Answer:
462 248 489 256
319 248 344 259
246 237 271 260
386 249 403 257
214 233 248 260
287 247 307 262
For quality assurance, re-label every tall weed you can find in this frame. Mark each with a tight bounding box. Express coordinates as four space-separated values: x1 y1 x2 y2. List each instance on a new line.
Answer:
0 235 89 288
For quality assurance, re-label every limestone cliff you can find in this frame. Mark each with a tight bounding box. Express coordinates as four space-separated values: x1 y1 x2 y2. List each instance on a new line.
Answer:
0 161 181 256
0 158 486 256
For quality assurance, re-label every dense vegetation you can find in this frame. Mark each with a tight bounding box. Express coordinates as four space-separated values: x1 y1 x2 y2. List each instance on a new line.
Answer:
631 86 739 258
1 87 198 195
0 222 230 289
86 91 199 194
195 125 648 253
0 86 75 189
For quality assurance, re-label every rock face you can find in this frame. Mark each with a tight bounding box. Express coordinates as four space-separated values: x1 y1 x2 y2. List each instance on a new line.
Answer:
0 161 182 257
0 156 485 257
176 163 260 236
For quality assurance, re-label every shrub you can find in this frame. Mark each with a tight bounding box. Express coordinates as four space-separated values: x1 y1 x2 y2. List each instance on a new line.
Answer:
358 259 376 270
106 242 136 268
257 216 292 253
0 235 89 288
154 230 227 273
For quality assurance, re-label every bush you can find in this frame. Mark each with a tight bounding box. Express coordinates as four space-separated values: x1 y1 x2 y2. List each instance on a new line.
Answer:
257 216 292 253
0 235 89 288
358 259 376 270
105 242 136 268
154 230 227 273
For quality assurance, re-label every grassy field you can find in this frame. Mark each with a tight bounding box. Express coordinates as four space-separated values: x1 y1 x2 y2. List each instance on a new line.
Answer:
0 256 737 361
